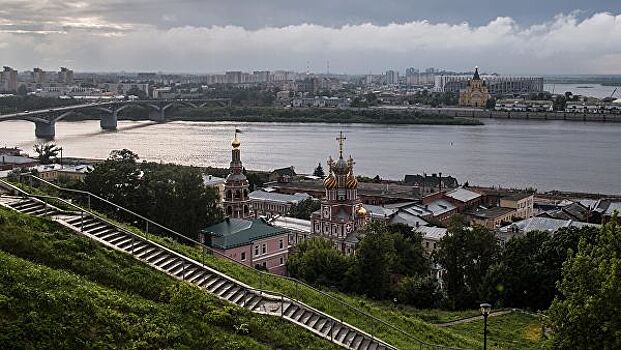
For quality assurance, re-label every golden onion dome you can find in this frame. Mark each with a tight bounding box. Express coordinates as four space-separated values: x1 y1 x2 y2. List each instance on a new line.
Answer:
324 174 337 189
345 173 358 189
357 206 367 218
231 136 241 148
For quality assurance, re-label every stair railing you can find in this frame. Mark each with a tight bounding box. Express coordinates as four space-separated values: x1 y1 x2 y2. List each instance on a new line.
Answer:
5 174 472 350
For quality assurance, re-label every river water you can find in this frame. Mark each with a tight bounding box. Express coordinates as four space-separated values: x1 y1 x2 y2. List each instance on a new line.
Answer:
1 119 620 194
543 83 619 99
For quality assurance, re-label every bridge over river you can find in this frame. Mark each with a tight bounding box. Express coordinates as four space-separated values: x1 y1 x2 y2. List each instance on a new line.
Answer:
0 98 231 139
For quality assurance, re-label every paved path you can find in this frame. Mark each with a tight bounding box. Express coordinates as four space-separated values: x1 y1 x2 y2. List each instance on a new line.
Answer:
435 310 513 327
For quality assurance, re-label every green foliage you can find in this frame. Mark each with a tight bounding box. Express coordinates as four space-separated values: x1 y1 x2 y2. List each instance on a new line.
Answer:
172 106 483 125
0 95 80 114
434 217 500 310
313 162 325 178
287 238 352 288
288 198 321 220
405 91 459 107
485 97 497 110
0 208 340 350
448 312 544 350
82 150 223 238
483 226 599 311
396 276 441 309
289 222 431 303
33 143 60 164
548 215 621 349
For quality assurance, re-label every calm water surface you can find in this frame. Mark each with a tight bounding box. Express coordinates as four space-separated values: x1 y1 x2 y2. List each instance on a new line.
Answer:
544 83 619 99
1 119 620 194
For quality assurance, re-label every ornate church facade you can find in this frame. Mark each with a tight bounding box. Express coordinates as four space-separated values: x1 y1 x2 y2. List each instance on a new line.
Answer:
310 132 368 254
223 130 252 219
459 66 490 108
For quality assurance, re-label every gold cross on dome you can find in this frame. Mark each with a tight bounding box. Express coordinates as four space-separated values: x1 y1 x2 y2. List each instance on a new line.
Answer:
336 131 346 158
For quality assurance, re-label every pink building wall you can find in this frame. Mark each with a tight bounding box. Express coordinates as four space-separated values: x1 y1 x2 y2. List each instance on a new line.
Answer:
215 232 290 275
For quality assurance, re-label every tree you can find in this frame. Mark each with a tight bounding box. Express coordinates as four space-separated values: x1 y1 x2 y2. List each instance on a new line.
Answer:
288 198 321 220
434 216 500 309
485 97 496 110
83 150 222 238
109 149 139 162
483 226 599 311
287 238 351 288
548 214 621 349
396 276 441 308
346 222 432 300
313 162 325 178
347 222 396 299
33 143 60 164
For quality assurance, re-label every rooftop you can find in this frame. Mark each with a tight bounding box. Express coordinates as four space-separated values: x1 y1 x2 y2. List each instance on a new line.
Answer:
499 217 599 234
202 174 226 186
362 204 397 219
269 215 311 233
415 226 448 241
445 187 482 203
270 178 419 200
1 154 37 165
201 218 287 249
249 190 310 204
467 206 515 219
500 192 534 201
605 202 621 216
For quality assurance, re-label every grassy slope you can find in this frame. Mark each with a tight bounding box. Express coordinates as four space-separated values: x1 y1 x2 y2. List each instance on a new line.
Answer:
447 313 545 350
0 178 543 349
0 208 341 350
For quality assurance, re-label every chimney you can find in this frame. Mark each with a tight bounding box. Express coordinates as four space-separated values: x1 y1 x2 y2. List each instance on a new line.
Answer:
439 172 443 192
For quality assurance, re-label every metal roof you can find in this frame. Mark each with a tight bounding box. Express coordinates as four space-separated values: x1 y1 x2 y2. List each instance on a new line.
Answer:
446 187 482 203
499 217 599 234
606 202 621 216
269 215 311 233
201 218 287 249
415 226 448 241
362 204 397 218
249 190 310 204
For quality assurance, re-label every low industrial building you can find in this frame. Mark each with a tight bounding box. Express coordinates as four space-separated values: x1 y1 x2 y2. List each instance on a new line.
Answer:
467 207 516 229
249 189 311 219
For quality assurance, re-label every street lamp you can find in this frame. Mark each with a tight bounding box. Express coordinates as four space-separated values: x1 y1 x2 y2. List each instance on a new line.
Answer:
480 303 492 350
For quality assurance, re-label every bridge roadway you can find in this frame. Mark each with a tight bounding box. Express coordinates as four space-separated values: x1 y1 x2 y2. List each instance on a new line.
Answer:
0 98 232 139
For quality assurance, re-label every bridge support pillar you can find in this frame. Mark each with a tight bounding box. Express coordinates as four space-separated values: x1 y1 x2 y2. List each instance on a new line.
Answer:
100 112 118 130
149 109 166 122
35 121 55 139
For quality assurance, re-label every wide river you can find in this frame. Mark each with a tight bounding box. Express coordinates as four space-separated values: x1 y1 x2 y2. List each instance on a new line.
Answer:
1 119 620 194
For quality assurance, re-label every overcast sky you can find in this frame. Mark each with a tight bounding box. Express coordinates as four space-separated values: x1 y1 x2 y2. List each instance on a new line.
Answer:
0 0 620 74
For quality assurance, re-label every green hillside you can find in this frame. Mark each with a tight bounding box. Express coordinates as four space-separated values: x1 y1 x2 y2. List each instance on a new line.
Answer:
0 208 340 350
0 202 544 349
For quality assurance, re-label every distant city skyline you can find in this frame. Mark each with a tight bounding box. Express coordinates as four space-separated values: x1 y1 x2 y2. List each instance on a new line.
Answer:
0 1 619 74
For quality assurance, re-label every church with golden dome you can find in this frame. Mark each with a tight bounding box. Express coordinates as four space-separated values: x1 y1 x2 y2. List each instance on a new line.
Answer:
310 131 368 254
459 66 490 108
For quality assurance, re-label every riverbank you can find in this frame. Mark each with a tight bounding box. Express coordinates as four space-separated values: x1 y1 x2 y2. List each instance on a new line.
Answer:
65 107 483 126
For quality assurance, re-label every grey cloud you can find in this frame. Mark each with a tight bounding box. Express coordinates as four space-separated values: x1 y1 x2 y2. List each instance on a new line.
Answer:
0 1 619 74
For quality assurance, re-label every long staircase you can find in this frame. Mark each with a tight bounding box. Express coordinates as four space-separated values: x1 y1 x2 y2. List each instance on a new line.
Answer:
0 191 394 350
